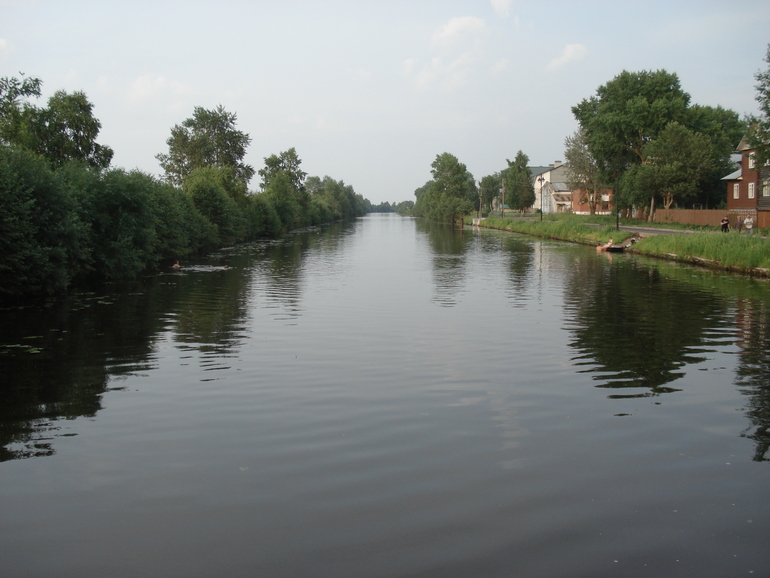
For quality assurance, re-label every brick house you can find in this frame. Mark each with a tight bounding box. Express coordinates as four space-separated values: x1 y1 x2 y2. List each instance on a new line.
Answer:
722 137 770 228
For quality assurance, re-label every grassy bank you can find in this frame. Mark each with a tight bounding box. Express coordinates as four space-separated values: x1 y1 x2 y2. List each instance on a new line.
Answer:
477 216 635 246
471 215 769 277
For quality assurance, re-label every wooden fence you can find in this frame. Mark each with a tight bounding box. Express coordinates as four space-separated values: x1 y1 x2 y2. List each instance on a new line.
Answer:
653 209 769 229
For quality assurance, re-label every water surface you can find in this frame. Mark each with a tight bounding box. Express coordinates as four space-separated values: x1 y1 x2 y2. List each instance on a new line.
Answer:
1 214 768 577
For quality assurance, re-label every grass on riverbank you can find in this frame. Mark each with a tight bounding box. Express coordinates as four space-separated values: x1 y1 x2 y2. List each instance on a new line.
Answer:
478 216 634 245
472 214 770 276
632 233 770 273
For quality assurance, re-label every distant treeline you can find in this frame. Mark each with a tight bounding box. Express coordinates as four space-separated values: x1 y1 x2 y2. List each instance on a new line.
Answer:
0 76 370 301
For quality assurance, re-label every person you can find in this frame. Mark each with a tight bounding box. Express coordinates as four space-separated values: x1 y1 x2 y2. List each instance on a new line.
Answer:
172 261 181 269
744 214 754 235
720 215 730 233
734 215 743 233
596 237 613 252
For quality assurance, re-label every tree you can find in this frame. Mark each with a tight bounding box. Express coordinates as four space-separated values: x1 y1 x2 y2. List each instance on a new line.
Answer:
623 122 715 210
23 90 113 169
0 74 42 145
258 147 306 192
503 151 535 212
156 105 254 187
748 44 770 167
572 69 690 209
479 173 501 213
423 152 475 224
564 127 606 215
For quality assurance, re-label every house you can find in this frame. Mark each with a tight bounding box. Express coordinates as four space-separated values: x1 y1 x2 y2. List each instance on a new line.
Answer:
722 137 770 227
530 162 570 214
530 161 613 214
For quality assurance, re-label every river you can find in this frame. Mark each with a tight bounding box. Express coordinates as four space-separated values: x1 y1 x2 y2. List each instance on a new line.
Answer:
1 214 768 577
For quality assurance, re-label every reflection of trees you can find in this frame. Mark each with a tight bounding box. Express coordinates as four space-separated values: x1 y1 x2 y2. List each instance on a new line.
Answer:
416 220 472 307
733 298 770 461
563 258 725 398
0 285 173 460
502 236 535 306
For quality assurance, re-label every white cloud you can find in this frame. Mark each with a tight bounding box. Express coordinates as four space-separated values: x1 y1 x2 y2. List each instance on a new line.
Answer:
432 16 485 47
0 38 11 59
127 75 191 109
492 59 508 74
402 54 476 92
490 0 513 18
546 43 587 71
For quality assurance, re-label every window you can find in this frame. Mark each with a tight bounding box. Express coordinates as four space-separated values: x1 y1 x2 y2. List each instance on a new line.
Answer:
749 182 755 199
764 183 769 197
733 183 740 199
748 154 756 169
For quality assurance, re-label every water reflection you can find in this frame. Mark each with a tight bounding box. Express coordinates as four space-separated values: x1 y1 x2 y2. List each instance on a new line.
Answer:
563 257 725 398
734 297 770 461
416 220 471 307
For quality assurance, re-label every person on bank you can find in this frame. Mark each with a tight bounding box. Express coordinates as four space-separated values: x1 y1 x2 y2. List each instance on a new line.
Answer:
744 215 754 235
596 238 613 252
721 216 730 233
172 261 181 269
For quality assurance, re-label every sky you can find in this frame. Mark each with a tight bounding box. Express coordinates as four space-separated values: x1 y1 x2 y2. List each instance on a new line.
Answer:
2 0 770 205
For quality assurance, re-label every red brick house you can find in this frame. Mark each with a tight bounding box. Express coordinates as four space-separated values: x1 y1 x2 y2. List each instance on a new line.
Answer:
723 137 770 228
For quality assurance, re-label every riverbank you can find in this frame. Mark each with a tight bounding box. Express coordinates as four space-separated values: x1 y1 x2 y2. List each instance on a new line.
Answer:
472 216 770 278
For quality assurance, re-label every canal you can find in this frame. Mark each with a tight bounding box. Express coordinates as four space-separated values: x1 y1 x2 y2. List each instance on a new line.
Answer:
1 214 768 577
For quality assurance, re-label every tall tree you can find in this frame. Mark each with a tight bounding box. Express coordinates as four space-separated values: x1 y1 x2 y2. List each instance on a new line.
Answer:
156 105 253 187
22 90 113 169
425 152 475 224
622 122 716 210
0 74 42 145
572 69 690 209
258 147 307 191
479 173 501 213
748 44 770 167
503 151 535 213
564 127 606 215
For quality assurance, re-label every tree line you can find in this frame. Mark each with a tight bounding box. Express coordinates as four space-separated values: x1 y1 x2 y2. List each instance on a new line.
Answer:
0 76 370 301
413 45 770 222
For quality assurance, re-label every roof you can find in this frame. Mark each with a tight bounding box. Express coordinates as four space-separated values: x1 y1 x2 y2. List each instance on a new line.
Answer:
721 168 742 181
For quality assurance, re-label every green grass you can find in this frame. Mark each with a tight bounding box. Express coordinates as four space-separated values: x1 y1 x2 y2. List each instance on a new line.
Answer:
471 214 769 275
478 216 634 245
631 233 770 272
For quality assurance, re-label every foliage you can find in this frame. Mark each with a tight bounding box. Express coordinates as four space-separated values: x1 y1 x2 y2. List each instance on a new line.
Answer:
748 44 770 167
183 167 245 247
414 152 475 223
564 127 606 215
0 74 42 145
503 151 535 212
573 69 744 215
622 122 715 211
479 173 501 213
258 147 307 192
156 105 254 187
22 90 113 169
0 147 87 297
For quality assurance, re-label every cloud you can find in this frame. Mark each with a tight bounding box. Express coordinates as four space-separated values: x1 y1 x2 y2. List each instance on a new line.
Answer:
432 16 485 47
0 38 11 59
128 75 191 108
546 44 587 71
490 0 513 18
402 54 475 92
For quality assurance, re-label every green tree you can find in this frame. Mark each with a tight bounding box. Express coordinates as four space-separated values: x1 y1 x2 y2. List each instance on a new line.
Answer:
503 151 535 213
479 173 501 214
572 69 690 210
156 105 254 187
22 90 113 169
258 147 307 192
622 122 716 210
748 44 770 167
423 152 475 224
0 74 42 145
564 127 606 215
184 166 245 246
